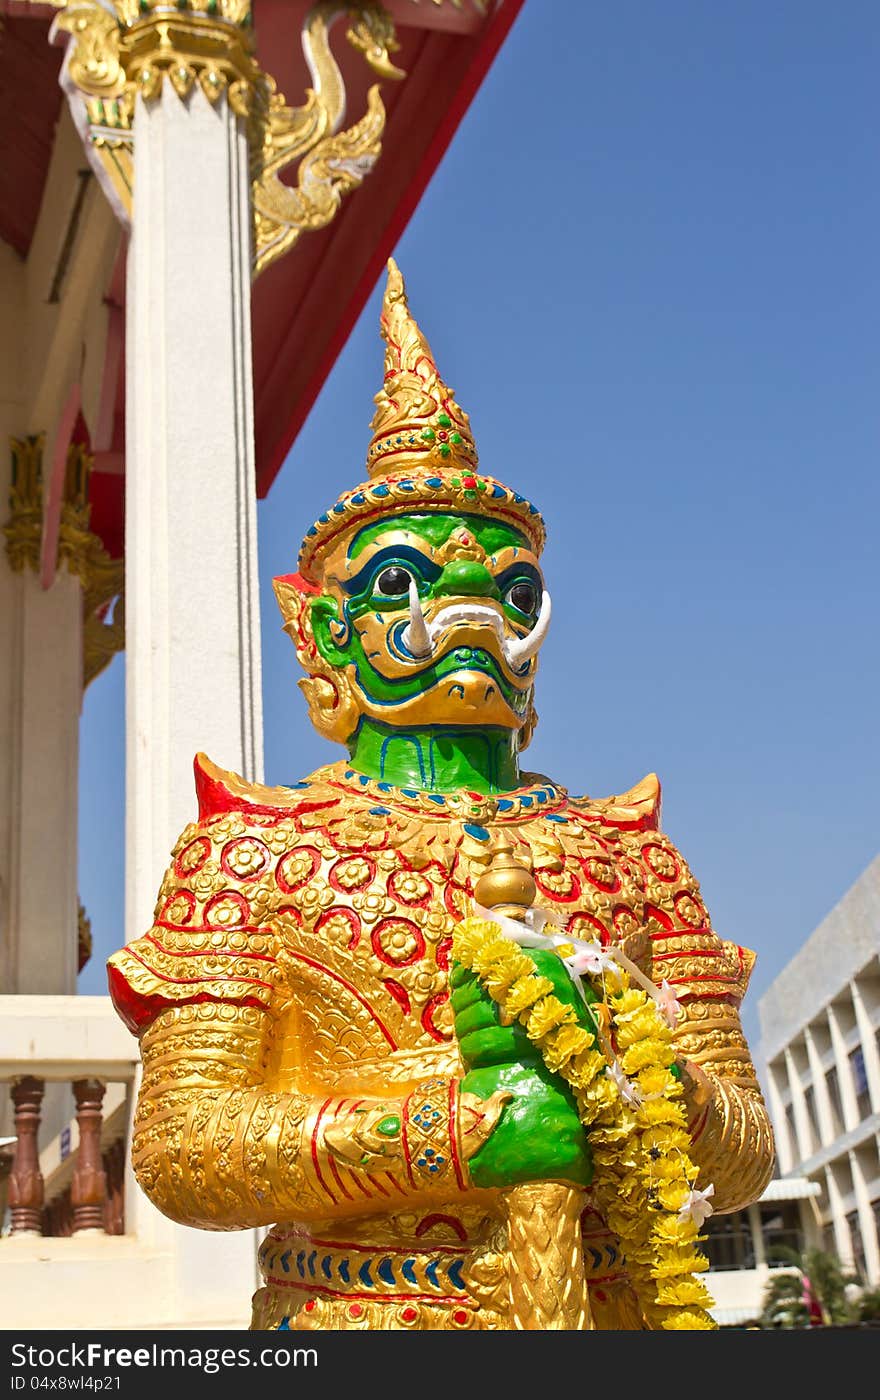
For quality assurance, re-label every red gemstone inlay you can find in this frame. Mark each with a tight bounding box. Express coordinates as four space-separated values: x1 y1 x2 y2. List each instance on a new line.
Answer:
452 1309 469 1325
304 1300 316 1313
348 1303 363 1319
401 1307 418 1323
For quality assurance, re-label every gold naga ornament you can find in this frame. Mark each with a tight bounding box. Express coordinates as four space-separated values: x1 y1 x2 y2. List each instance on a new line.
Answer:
49 1 407 275
108 261 775 1330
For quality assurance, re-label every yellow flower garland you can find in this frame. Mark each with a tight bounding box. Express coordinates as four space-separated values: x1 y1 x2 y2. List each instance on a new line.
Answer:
452 916 716 1330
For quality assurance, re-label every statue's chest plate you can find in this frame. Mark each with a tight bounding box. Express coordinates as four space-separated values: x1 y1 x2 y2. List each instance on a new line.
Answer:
263 808 655 1066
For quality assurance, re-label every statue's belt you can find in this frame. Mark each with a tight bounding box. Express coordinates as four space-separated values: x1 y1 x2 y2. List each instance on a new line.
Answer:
259 1231 623 1300
259 1235 471 1301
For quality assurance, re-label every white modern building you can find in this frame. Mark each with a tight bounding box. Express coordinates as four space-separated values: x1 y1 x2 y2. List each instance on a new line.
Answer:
756 853 880 1286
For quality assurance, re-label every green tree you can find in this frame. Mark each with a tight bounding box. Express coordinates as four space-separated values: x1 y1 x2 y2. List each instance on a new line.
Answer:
856 1286 880 1323
758 1247 859 1329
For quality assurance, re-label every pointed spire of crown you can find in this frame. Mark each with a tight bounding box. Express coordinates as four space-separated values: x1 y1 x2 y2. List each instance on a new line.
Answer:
365 259 479 478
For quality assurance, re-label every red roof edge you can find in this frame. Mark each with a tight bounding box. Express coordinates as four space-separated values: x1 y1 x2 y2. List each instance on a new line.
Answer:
256 0 526 498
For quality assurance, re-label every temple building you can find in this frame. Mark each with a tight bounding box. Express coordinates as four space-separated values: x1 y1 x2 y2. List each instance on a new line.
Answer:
0 0 524 1329
3 0 874 1334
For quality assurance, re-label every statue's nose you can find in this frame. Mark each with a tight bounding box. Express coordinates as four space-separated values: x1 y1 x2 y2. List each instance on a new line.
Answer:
434 561 499 598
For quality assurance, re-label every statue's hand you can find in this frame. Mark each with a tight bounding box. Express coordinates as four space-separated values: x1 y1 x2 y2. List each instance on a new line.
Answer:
451 950 595 1190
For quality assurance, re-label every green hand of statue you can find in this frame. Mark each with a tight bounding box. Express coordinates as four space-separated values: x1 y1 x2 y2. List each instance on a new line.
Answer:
451 948 596 1190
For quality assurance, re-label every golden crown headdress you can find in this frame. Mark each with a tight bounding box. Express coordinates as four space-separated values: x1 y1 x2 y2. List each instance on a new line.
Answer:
298 260 545 581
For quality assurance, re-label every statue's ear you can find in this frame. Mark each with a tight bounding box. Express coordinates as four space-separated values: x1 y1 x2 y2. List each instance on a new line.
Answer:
273 572 318 645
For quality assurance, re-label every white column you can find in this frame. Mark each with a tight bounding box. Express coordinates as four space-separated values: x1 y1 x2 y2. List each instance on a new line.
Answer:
850 1150 880 1284
823 1164 850 1266
0 249 82 999
765 1064 794 1174
850 979 880 1115
804 1027 835 1149
827 1005 860 1132
784 1047 812 1165
747 1201 766 1268
125 83 263 939
7 567 82 995
124 81 263 1328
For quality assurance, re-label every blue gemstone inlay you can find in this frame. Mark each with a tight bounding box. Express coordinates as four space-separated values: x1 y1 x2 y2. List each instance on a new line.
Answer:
377 1258 396 1287
307 526 317 537
546 813 569 823
344 770 355 779
358 775 369 785
333 503 347 514
296 1251 306 1278
307 1251 317 1278
497 799 514 811
278 1318 290 1331
520 796 533 807
402 1258 417 1286
425 1260 441 1290
339 1260 350 1284
351 492 366 505
401 789 418 799
358 1260 374 1288
377 782 392 792
463 822 490 842
536 790 548 804
280 1250 291 1274
426 794 446 804
321 1256 333 1281
490 484 506 498
399 479 415 491
318 513 329 524
425 477 443 488
372 484 390 497
369 806 391 815
513 493 525 504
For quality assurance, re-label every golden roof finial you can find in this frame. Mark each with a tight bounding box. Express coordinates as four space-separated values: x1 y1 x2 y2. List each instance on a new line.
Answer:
365 258 479 478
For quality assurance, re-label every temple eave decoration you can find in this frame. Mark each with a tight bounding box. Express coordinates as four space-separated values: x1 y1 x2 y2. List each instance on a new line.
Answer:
3 434 124 691
49 0 408 277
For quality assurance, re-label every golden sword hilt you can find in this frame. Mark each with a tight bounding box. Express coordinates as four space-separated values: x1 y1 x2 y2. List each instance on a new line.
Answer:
473 838 592 1331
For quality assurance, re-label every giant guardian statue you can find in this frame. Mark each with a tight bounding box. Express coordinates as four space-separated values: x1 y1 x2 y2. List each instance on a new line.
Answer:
108 262 774 1330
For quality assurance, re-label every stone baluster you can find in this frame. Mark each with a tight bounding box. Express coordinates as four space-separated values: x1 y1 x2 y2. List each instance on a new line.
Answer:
8 1077 45 1235
71 1079 107 1233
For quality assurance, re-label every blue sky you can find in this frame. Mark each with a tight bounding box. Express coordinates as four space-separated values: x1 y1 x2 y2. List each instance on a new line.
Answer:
79 0 880 1054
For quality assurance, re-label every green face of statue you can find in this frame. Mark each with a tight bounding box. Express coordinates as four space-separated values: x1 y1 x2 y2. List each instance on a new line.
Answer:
309 512 548 737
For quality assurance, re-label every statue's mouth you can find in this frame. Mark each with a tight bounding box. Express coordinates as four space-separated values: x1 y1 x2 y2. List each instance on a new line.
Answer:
399 588 551 673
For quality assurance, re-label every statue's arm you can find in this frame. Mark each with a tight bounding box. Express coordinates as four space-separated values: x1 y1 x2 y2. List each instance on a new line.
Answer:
631 831 775 1213
124 998 498 1229
108 819 501 1229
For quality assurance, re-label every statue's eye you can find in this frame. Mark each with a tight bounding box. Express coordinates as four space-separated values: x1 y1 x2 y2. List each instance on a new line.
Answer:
374 566 413 597
506 581 538 616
